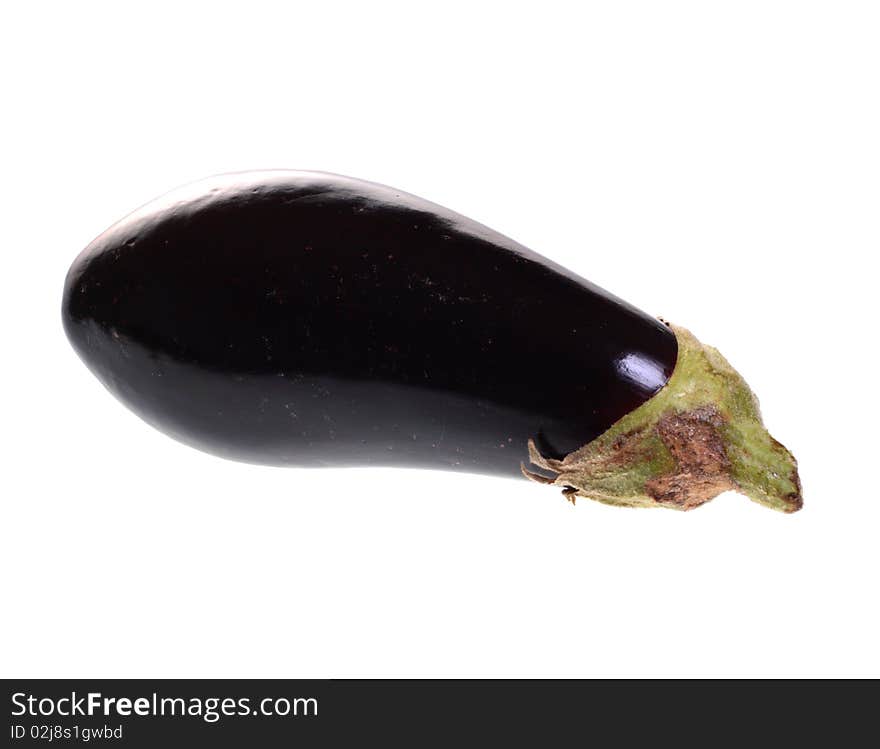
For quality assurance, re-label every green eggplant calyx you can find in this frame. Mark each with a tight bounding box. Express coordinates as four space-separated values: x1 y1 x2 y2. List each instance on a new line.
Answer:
522 324 802 513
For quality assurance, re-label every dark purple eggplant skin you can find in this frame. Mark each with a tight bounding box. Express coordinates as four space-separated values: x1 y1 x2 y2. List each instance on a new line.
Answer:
62 171 677 478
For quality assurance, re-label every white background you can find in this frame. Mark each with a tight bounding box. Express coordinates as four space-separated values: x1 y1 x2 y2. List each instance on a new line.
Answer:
2 1 878 678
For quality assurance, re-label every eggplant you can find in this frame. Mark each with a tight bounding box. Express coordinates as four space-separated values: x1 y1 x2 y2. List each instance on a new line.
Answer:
62 171 801 512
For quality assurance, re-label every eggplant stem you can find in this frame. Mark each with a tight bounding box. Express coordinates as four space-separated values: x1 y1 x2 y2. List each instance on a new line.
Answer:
524 324 802 513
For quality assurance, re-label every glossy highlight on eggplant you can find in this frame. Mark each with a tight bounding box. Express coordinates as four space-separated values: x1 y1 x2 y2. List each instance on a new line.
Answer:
62 171 677 478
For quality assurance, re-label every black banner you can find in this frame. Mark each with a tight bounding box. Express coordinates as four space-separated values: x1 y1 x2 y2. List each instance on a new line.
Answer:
2 680 874 746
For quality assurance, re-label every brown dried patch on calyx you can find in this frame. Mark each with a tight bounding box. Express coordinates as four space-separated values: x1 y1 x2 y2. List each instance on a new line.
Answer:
646 406 734 510
521 405 738 510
